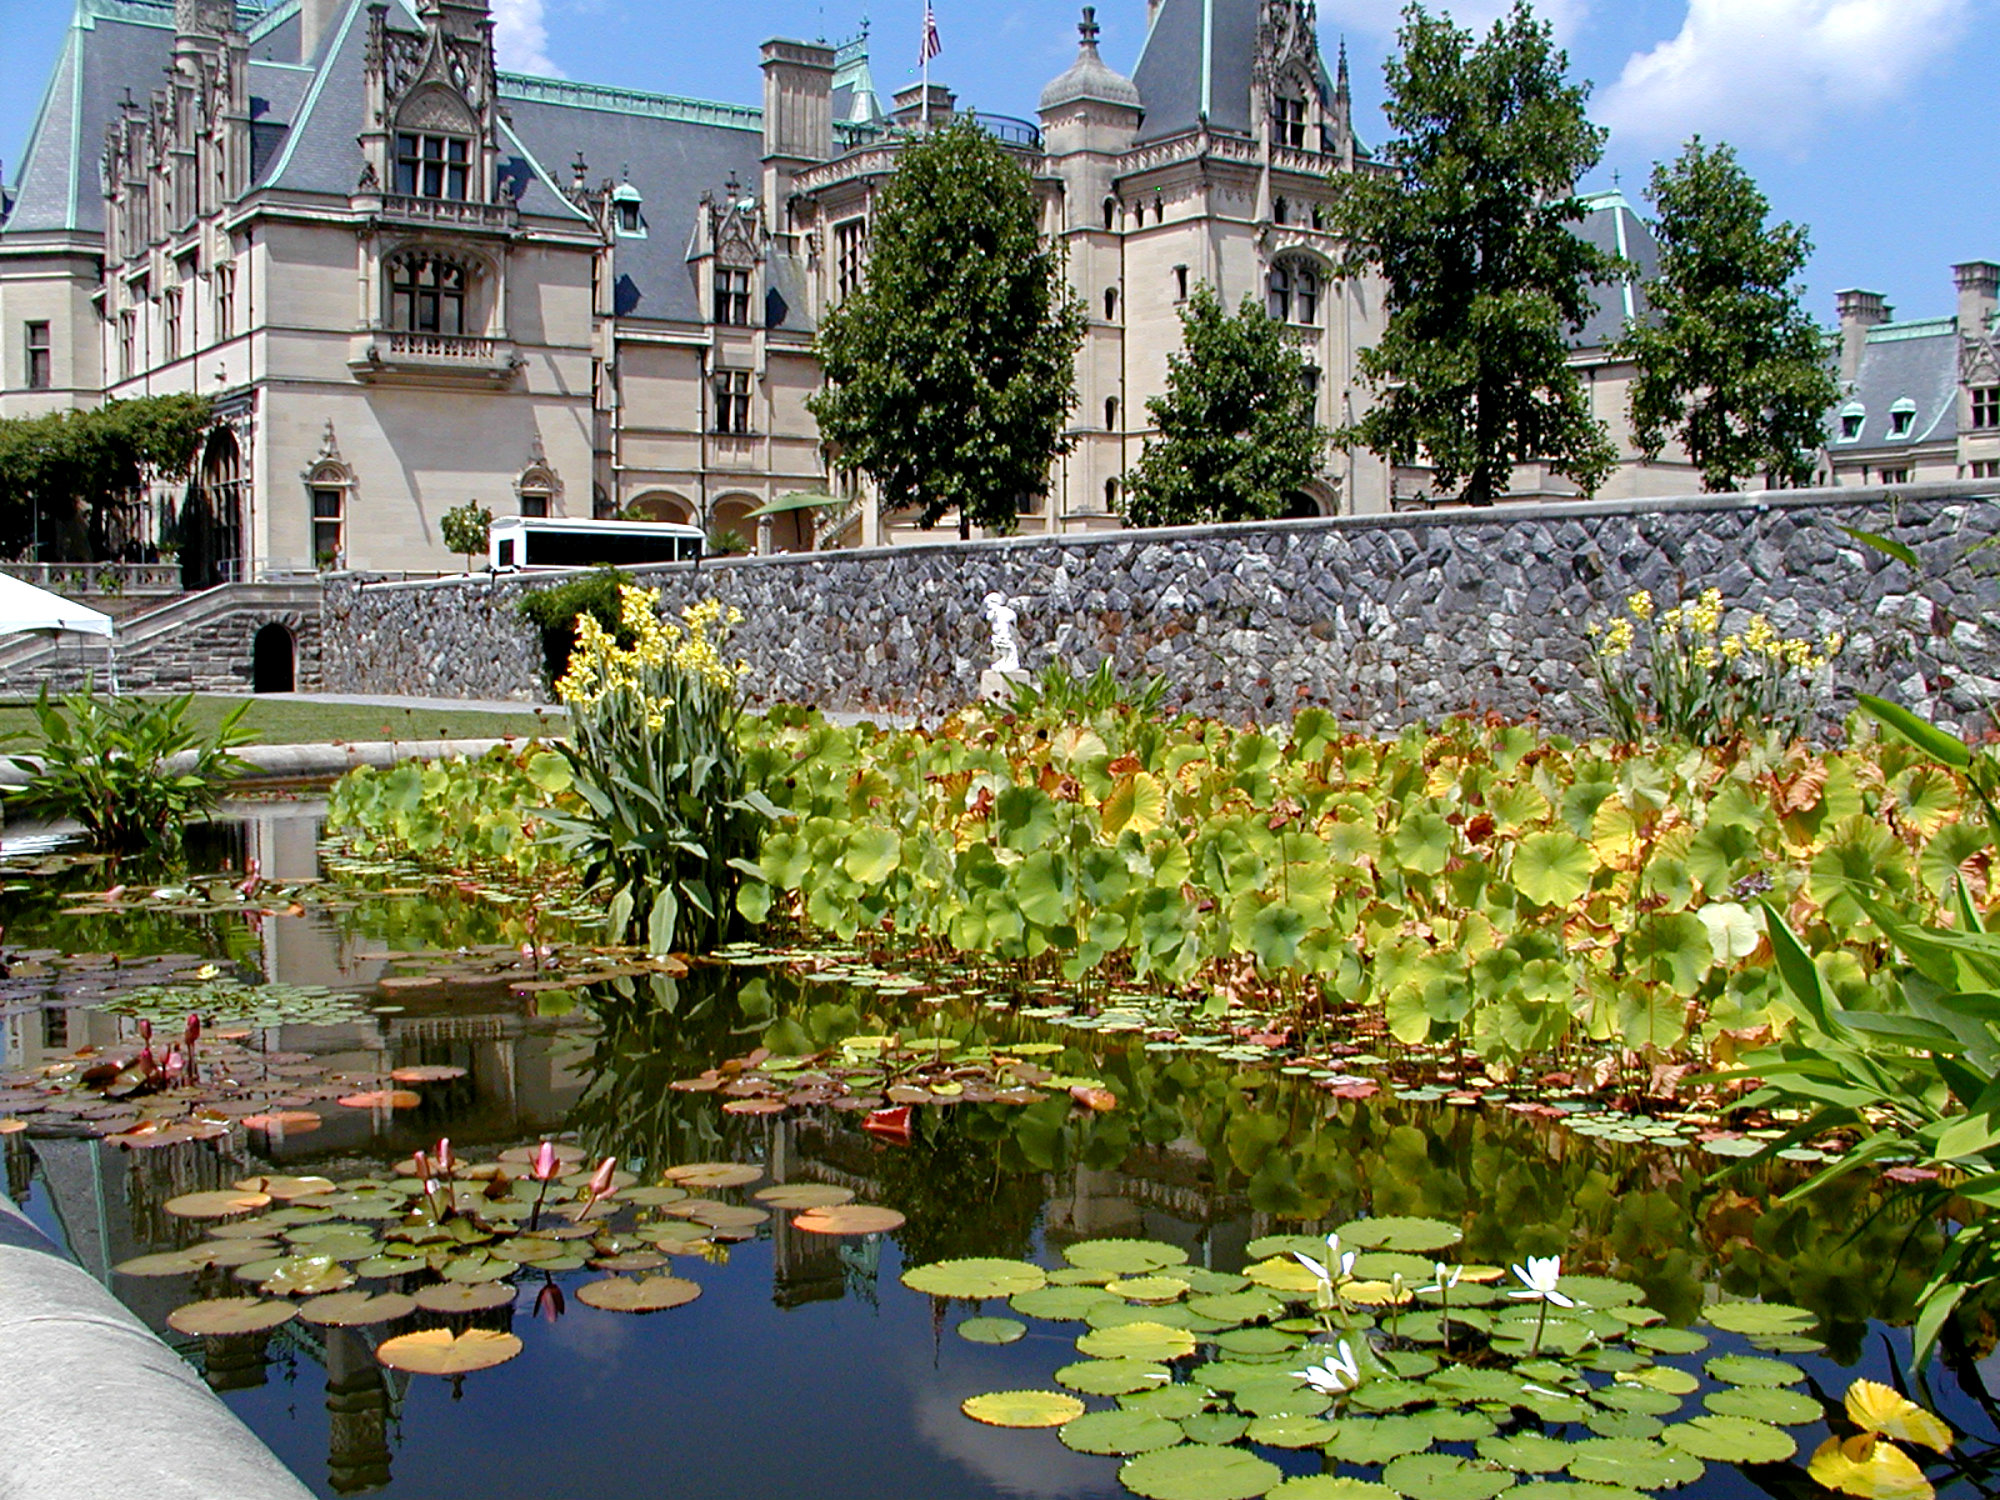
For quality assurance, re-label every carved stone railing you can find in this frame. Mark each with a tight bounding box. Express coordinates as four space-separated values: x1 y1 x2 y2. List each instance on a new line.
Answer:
0 562 182 598
377 195 517 231
349 331 520 387
383 332 499 361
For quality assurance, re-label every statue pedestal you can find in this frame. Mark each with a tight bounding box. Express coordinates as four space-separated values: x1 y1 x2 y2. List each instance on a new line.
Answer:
979 668 1029 702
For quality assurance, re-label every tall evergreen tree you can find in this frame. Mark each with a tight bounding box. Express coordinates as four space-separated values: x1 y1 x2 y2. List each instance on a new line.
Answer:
808 119 1086 536
1616 138 1838 492
1330 1 1616 505
1124 286 1324 527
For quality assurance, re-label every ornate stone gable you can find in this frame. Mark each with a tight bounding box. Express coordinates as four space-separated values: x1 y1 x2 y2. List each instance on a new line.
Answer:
1963 331 2000 388
1254 0 1321 98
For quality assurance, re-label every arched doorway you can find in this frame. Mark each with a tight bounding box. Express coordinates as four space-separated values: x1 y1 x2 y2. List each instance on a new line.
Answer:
253 623 295 693
181 427 247 590
625 491 694 524
709 494 758 554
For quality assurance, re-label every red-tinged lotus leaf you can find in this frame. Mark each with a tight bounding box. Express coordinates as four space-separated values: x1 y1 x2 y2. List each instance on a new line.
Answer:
377 1328 522 1376
338 1090 422 1110
1069 1085 1118 1112
794 1204 906 1235
240 1111 323 1135
390 1065 468 1083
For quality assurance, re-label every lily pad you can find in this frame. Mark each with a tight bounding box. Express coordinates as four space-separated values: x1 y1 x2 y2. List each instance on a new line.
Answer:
574 1275 702 1312
1057 1358 1174 1395
665 1161 761 1189
1702 1354 1804 1388
1329 1416 1438 1465
1189 1291 1285 1324
1122 1386 1213 1421
1702 1386 1822 1424
1381 1453 1517 1500
793 1204 904 1235
1702 1302 1815 1337
1111 1275 1192 1304
903 1257 1048 1299
1120 1445 1283 1500
1182 1413 1252 1445
167 1297 297 1335
1628 1327 1708 1356
962 1390 1086 1428
1808 1433 1935 1500
1060 1409 1186 1454
1271 1481 1395 1500
412 1281 517 1314
1661 1417 1797 1464
753 1184 854 1209
1565 1438 1702 1489
165 1189 271 1219
1479 1435 1578 1473
1013 1285 1119 1320
298 1291 418 1327
234 1175 336 1201
1337 1217 1464 1253
377 1327 522 1375
1246 1414 1339 1449
959 1316 1028 1345
1065 1238 1191 1274
257 1255 355 1297
1078 1321 1199 1361
114 1249 209 1278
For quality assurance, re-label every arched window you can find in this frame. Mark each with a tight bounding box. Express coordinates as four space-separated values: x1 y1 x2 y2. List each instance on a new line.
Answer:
1104 477 1119 510
1105 396 1119 430
1273 196 1288 226
1267 262 1292 322
1268 257 1321 326
1272 90 1307 149
387 253 468 335
1104 287 1118 320
1102 197 1117 231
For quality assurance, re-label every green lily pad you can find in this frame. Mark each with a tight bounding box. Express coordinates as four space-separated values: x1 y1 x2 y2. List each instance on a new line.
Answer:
1702 1302 1815 1336
1183 1413 1253 1445
962 1390 1086 1428
1122 1385 1214 1420
1592 1385 1683 1416
1216 1327 1299 1357
1180 1268 1251 1296
1702 1354 1804 1388
1628 1327 1708 1356
1246 1414 1338 1449
257 1255 355 1297
1189 1290 1286 1324
1337 1217 1465 1254
1617 1367 1700 1396
1272 1482 1395 1500
1510 1485 1646 1500
1700 1386 1821 1424
167 1297 297 1335
1234 1381 1332 1419
1350 1380 1436 1412
1247 1234 1336 1261
1065 1238 1191 1274
1381 1453 1517 1500
1565 1438 1702 1488
1112 1275 1193 1304
1429 1367 1530 1404
1479 1434 1576 1472
903 1257 1048 1299
1061 1409 1185 1455
959 1316 1027 1345
1329 1415 1439 1465
1012 1284 1118 1321
297 1291 417 1327
1746 1334 1826 1355
1661 1416 1797 1464
1584 1411 1664 1441
1552 1276 1644 1307
1057 1358 1173 1396
1120 1445 1282 1500
1424 1410 1499 1444
1092 1301 1203 1331
1355 1251 1441 1283
1080 1321 1198 1362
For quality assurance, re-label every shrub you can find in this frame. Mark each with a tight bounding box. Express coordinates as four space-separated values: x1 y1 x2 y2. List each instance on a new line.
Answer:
440 500 492 571
1587 587 1839 746
541 587 778 954
1 687 253 849
515 566 629 689
1006 659 1170 720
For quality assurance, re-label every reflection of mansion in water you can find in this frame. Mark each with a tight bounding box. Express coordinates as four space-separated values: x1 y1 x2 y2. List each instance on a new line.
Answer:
2 0 1414 580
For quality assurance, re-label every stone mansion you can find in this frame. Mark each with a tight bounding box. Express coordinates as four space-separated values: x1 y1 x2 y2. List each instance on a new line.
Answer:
5 0 1995 581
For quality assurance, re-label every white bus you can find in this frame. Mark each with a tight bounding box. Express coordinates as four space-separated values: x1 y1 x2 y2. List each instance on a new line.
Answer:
489 517 705 571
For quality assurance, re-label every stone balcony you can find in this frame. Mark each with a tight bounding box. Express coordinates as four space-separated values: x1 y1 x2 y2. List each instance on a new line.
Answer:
347 330 523 388
372 194 518 234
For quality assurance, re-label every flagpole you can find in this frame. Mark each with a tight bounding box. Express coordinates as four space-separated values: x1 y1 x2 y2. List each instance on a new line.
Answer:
921 4 931 132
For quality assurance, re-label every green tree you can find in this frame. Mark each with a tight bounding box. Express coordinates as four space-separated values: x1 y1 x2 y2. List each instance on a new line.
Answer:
808 118 1086 536
1330 1 1616 505
0 395 213 560
1124 286 1324 526
1616 138 1838 492
439 499 493 570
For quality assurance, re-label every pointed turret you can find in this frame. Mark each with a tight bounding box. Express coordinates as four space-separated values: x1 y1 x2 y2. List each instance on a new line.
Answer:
1040 7 1142 114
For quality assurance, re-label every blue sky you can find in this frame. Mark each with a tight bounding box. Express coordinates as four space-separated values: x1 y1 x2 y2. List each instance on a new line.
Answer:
3 0 1991 325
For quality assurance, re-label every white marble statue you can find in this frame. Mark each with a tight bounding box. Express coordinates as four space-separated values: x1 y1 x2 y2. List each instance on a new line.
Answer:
983 591 1022 674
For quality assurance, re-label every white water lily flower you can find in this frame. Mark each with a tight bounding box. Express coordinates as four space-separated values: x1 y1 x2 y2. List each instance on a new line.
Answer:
1292 1232 1356 1287
1418 1262 1462 1295
1293 1340 1362 1395
1508 1254 1576 1308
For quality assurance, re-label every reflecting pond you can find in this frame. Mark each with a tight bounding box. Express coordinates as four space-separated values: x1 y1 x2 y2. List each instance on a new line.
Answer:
0 807 1992 1500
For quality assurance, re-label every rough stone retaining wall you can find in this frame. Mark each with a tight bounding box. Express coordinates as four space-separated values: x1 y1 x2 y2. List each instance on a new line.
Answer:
0 585 323 696
326 482 2000 733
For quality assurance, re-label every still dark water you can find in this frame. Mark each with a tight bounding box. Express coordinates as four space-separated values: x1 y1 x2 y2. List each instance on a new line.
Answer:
2 807 1992 1500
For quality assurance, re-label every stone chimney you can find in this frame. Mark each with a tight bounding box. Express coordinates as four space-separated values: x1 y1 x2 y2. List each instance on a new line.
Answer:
1955 261 1999 336
1836 288 1890 383
299 0 342 61
760 38 834 206
891 82 956 126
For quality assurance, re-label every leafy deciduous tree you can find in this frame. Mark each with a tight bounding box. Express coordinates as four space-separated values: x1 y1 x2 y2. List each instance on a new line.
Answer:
440 499 493 570
808 118 1086 536
0 395 213 560
1124 285 1325 526
1330 1 1616 505
1616 137 1839 492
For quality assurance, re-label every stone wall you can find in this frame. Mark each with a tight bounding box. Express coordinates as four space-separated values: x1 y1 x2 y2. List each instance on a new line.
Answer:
0 585 323 697
321 483 2000 733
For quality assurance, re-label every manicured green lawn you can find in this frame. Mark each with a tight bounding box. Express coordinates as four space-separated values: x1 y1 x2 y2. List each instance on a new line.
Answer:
0 695 566 748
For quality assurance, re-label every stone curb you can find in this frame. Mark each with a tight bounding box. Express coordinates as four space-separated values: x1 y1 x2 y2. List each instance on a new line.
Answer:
0 1190 316 1500
0 736 541 789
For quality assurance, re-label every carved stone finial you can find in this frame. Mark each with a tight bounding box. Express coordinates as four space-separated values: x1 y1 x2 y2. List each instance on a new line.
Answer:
316 419 342 461
1078 6 1100 46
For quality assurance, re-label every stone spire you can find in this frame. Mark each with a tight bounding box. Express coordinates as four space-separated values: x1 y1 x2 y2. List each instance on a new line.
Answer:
1040 6 1142 112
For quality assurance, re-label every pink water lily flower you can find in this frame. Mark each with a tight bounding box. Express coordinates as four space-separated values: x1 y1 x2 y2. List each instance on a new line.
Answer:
529 1140 562 1181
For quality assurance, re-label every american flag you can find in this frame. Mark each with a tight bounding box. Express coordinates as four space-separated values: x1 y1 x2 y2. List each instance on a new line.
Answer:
919 3 941 65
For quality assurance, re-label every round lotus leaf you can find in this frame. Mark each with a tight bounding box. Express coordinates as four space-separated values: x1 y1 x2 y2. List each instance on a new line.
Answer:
442 1255 515 1284
1628 1326 1708 1356
1058 1357 1174 1396
1702 1301 1815 1336
1491 1317 1595 1358
167 1297 297 1336
662 1161 761 1189
1428 1367 1530 1405
752 1183 852 1209
1350 1380 1436 1413
166 1189 272 1219
377 1327 522 1375
1060 1409 1186 1455
1510 1485 1646 1500
1382 1453 1517 1500
1245 1257 1322 1295
904 1257 1048 1300
1566 1438 1701 1489
1703 1354 1804 1388
234 1174 336 1201
1193 1360 1281 1392
616 1185 691 1208
1329 1415 1441 1465
1550 1275 1643 1308
1247 1234 1334 1261
1479 1434 1577 1473
959 1316 1027 1345
1080 1320 1199 1363
1190 1290 1285 1324
1093 1301 1201 1332
115 1249 209 1278
412 1281 516 1314
793 1204 905 1235
594 1251 668 1272
1584 1411 1664 1441
1012 1284 1118 1321
1111 1275 1192 1304
1271 1480 1395 1500
1120 1445 1282 1500
298 1291 417 1327
1216 1326 1299 1357
1246 1414 1338 1449
1579 1351 1650 1379
1701 1386 1822 1424
1337 1217 1464 1254
1424 1410 1499 1444
1233 1381 1332 1420
575 1275 701 1312
1382 1350 1441 1379
1066 1238 1192 1274
1123 1385 1213 1420
1354 1251 1440 1283
1344 1280 1417 1310
1180 1268 1251 1296
257 1255 355 1297
962 1389 1086 1428
1618 1366 1700 1396
1748 1334 1827 1355
1593 1385 1683 1417
1662 1416 1796 1464
1050 1266 1119 1286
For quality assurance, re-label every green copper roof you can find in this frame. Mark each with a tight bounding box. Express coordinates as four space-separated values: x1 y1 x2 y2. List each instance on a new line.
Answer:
498 74 761 133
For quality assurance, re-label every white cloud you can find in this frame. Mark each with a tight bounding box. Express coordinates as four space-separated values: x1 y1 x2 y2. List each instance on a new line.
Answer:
1598 0 1971 149
492 0 561 75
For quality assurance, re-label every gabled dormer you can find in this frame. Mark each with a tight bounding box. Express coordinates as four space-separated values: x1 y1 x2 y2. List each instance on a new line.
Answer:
359 0 508 227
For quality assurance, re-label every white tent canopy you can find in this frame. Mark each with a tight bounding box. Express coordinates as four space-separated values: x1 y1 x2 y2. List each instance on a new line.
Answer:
0 572 113 640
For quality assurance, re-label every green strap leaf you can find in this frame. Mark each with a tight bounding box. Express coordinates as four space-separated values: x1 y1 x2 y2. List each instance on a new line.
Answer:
1857 694 1973 769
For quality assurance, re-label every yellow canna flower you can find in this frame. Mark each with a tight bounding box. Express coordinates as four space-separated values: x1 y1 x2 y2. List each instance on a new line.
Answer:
1627 589 1654 621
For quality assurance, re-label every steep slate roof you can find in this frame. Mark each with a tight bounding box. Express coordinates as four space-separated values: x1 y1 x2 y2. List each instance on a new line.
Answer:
1130 0 1331 143
1571 189 1658 351
1830 319 1960 451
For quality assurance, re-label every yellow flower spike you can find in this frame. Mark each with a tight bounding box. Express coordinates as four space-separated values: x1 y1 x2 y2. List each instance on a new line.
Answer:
1627 589 1654 620
1825 630 1846 656
1694 645 1719 670
1660 606 1683 632
1721 635 1744 660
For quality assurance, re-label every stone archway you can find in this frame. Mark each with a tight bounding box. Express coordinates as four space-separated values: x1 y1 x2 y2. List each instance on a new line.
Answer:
181 426 247 590
626 490 694 524
709 494 759 554
252 622 295 693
